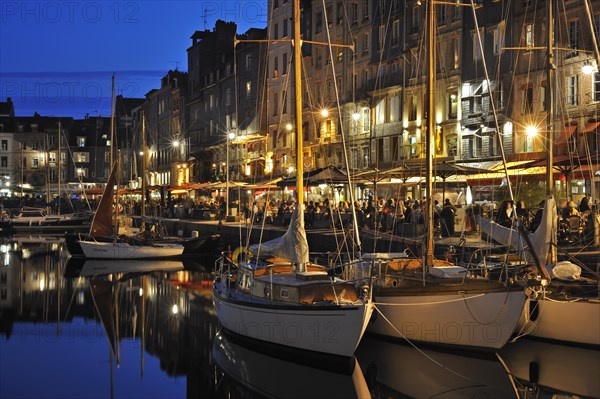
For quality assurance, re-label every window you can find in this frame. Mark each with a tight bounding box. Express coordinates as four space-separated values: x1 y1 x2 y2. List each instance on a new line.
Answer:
593 72 600 102
472 28 484 61
362 0 369 21
282 90 287 114
409 135 417 157
493 21 505 55
447 135 457 157
316 12 323 33
523 86 533 114
448 89 458 119
392 20 400 46
389 95 400 122
411 7 419 34
32 158 39 168
362 145 370 167
75 152 89 163
273 56 279 78
568 20 579 54
453 37 460 69
283 19 288 37
246 54 253 70
362 32 369 56
438 5 446 23
337 2 343 24
525 23 534 47
282 53 288 75
409 95 417 121
225 88 231 107
379 25 385 49
246 81 252 98
274 23 278 40
1 157 6 167
351 148 359 169
540 85 547 111
362 108 370 133
375 98 386 124
567 75 578 106
273 93 278 116
49 152 56 163
1 140 6 150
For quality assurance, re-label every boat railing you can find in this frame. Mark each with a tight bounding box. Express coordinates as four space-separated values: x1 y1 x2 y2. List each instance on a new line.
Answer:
460 244 529 284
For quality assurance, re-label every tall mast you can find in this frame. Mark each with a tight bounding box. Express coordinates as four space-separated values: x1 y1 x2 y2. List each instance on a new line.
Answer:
110 74 116 168
294 0 304 206
546 0 554 196
141 112 146 218
424 0 436 269
57 121 61 214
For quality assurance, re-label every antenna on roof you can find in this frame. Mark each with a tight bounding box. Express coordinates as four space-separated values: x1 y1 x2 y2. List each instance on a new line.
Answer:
169 61 180 70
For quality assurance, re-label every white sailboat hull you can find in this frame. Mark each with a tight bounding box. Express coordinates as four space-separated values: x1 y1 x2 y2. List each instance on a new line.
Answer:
517 297 600 346
79 240 184 259
213 288 373 358
369 290 526 350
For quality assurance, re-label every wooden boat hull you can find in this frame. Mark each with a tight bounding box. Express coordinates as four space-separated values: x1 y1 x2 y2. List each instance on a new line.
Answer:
79 240 184 259
368 288 526 350
517 297 600 346
212 284 373 358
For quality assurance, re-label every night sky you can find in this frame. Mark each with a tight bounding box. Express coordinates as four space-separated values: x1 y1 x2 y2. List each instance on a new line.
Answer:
0 1 268 118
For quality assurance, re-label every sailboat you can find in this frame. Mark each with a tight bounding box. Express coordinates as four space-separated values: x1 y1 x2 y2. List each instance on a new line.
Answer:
212 0 373 359
76 161 185 259
362 0 527 351
477 0 600 347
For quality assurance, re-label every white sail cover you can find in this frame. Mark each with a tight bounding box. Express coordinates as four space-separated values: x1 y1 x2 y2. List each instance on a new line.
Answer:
478 196 557 265
249 204 309 264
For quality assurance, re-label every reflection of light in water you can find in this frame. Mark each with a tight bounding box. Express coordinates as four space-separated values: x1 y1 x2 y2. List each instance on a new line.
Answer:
172 304 179 314
139 288 143 297
39 277 45 291
3 253 9 266
77 290 85 305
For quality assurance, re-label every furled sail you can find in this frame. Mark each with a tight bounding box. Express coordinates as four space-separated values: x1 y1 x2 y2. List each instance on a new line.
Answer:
249 204 309 264
478 196 557 265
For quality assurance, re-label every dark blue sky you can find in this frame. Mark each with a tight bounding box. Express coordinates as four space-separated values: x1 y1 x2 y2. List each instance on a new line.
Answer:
0 1 267 118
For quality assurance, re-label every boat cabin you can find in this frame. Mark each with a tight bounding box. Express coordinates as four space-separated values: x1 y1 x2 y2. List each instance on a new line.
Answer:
236 260 359 304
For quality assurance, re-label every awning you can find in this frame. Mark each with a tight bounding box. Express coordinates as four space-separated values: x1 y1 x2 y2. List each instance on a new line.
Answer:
583 121 600 133
556 125 578 146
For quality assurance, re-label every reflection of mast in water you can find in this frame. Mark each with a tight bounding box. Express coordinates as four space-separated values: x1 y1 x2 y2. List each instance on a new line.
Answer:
89 278 120 399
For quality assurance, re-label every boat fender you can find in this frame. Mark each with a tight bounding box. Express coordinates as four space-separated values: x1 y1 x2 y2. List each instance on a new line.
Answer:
232 246 251 265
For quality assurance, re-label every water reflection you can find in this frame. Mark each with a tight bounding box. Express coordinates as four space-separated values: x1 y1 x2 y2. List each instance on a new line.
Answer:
0 238 598 399
213 331 370 398
500 338 600 398
356 336 517 398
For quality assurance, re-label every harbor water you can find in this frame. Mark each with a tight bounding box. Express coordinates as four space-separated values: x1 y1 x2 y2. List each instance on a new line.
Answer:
0 237 598 399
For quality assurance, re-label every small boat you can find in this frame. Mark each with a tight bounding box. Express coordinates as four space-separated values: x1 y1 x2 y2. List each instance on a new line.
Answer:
74 161 184 260
0 206 89 230
213 1 373 360
361 0 526 351
78 240 185 260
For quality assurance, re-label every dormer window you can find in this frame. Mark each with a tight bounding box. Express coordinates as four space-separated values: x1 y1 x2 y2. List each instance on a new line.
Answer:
77 137 86 147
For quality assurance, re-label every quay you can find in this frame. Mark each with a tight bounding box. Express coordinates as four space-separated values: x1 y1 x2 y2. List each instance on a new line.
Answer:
142 217 600 271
